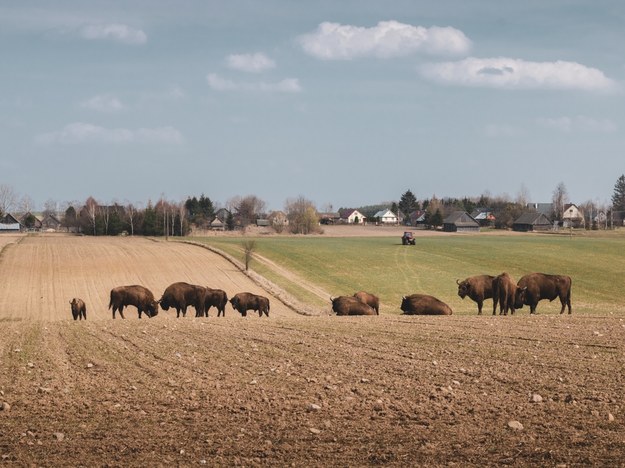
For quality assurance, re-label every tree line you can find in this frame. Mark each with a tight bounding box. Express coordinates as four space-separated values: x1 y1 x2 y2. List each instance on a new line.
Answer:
1 175 625 235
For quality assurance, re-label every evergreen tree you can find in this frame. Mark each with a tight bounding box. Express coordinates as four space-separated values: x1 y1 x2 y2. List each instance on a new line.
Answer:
430 209 443 227
611 174 625 211
398 190 418 218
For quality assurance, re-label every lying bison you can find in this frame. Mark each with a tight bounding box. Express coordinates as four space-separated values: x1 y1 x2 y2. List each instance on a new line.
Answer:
109 285 159 319
353 291 379 314
456 275 494 315
196 288 228 317
230 292 270 317
515 273 572 314
69 297 86 320
492 272 518 316
160 282 206 318
331 296 377 316
400 294 452 315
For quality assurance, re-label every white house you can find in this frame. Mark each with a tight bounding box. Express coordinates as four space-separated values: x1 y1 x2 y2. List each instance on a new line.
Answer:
339 209 366 224
373 209 398 224
563 203 584 228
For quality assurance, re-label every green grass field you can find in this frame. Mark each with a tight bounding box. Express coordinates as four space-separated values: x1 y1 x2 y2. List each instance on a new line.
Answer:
190 232 625 315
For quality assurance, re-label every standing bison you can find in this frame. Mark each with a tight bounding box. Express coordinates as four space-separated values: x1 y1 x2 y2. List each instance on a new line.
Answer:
230 292 270 317
331 296 377 316
456 275 494 315
196 288 228 317
69 298 87 320
353 291 379 314
109 285 159 319
492 272 518 316
400 294 452 315
515 273 572 314
160 282 206 318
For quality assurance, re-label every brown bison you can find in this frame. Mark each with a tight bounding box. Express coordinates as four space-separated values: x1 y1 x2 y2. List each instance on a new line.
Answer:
492 272 518 316
515 273 572 314
196 288 228 317
456 275 495 315
69 298 86 320
230 292 270 317
353 291 379 314
109 285 159 319
400 294 452 315
160 282 206 318
331 296 377 316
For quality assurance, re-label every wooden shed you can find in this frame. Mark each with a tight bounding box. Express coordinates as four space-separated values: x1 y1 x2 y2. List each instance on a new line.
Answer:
442 211 480 232
512 213 552 232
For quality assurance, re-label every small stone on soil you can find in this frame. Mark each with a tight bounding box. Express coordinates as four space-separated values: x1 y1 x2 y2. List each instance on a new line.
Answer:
531 394 543 403
507 420 524 430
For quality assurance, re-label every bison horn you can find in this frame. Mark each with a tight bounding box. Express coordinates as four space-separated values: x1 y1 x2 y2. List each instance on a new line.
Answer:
456 279 461 285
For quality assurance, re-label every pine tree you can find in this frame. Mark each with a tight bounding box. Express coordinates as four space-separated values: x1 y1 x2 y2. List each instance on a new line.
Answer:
611 174 625 211
399 190 418 218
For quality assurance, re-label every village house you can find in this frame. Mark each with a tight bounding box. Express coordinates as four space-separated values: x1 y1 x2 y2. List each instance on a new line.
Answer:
373 209 397 225
338 209 366 224
562 203 584 228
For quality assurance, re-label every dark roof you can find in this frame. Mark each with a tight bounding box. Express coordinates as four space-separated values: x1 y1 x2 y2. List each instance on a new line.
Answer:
443 211 479 227
514 212 552 225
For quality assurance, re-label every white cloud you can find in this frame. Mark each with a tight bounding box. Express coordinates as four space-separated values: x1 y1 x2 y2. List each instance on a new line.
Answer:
298 20 471 60
537 116 617 133
206 73 301 93
80 94 125 112
80 23 147 45
35 123 183 145
484 124 524 138
420 57 617 92
227 53 276 73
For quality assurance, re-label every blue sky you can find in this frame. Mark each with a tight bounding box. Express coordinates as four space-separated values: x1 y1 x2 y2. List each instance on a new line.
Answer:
1 0 623 211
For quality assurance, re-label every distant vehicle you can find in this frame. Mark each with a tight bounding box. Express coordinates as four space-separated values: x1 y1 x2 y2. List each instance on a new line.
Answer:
401 231 415 245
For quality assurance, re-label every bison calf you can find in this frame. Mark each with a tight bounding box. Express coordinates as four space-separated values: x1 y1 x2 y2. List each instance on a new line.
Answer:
109 285 159 319
69 298 86 320
331 296 377 316
400 294 452 315
230 292 270 317
353 291 379 314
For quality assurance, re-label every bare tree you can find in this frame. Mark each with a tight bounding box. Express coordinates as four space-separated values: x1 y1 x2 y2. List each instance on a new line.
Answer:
85 196 98 235
99 205 110 235
177 201 186 236
242 240 256 271
18 195 35 214
552 182 568 221
515 184 531 207
0 184 17 217
43 199 58 217
229 195 266 227
126 202 137 235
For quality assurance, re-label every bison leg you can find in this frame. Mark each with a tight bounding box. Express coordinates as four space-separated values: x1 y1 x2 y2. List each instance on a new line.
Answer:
492 296 498 316
72 310 78 320
477 300 483 315
82 310 87 320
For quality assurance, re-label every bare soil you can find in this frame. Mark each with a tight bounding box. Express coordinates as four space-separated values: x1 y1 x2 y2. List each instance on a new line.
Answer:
0 234 624 467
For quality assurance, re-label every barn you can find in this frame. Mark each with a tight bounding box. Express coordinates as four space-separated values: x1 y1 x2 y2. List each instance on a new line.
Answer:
0 213 22 233
513 212 552 232
442 211 480 232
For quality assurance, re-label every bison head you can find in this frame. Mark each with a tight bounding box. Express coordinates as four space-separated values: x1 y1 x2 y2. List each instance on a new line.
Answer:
456 279 470 299
400 296 409 313
514 287 528 309
147 301 159 318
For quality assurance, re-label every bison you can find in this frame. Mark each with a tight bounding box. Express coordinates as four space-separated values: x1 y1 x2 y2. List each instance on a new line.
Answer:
160 282 206 318
492 272 518 316
515 273 572 314
331 296 377 316
109 285 159 319
353 291 379 314
69 297 86 320
230 292 270 317
400 294 452 315
196 288 228 317
456 275 494 315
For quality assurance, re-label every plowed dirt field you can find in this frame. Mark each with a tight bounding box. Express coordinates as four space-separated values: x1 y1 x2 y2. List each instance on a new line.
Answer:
0 234 624 467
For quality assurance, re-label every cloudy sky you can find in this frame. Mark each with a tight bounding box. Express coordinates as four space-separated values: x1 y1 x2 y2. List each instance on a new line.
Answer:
1 0 623 211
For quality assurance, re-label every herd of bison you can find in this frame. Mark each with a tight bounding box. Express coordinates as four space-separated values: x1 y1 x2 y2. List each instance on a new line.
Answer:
69 272 572 320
